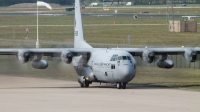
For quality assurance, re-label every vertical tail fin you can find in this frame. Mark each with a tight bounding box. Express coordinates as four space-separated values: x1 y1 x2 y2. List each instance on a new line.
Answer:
74 0 92 48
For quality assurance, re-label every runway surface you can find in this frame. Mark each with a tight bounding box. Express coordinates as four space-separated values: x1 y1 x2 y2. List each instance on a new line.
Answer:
0 75 200 112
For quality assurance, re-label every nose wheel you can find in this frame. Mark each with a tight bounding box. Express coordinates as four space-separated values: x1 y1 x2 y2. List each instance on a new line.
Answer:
85 81 90 87
80 80 91 88
117 83 126 89
117 83 121 89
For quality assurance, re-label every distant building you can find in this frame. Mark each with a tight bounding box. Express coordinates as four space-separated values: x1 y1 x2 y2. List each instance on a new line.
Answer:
169 20 197 32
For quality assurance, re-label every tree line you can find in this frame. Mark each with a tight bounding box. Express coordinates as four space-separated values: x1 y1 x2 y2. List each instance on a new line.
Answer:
0 0 199 6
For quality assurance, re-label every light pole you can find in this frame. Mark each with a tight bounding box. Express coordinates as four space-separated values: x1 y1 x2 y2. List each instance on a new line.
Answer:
103 0 104 10
36 2 39 48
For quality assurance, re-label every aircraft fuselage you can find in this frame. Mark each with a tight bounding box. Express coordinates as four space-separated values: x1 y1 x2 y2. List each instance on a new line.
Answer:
73 49 136 85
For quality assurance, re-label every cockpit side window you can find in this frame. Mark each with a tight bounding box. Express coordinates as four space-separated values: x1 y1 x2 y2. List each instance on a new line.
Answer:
127 56 131 60
110 54 118 61
115 56 118 61
110 56 114 61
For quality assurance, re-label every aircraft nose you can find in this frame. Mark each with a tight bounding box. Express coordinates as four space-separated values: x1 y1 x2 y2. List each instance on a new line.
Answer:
118 64 135 82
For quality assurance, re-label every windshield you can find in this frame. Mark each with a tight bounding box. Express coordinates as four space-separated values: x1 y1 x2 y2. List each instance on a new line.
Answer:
118 56 131 60
111 55 131 61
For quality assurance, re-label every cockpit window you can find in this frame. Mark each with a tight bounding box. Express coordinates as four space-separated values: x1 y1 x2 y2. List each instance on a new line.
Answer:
110 54 118 61
117 56 132 60
122 56 127 60
127 56 131 60
118 56 122 60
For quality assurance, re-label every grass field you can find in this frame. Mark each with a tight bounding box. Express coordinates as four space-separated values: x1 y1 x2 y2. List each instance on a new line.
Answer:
0 7 200 90
1 4 200 14
1 16 200 47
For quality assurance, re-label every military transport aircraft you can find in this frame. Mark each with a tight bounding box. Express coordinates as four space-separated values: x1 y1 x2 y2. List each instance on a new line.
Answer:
0 0 199 89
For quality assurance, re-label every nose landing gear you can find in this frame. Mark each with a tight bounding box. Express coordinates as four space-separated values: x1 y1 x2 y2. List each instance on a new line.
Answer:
117 83 127 89
80 80 92 88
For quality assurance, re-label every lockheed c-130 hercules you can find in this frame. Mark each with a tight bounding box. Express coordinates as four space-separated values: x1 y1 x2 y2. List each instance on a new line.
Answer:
0 0 199 89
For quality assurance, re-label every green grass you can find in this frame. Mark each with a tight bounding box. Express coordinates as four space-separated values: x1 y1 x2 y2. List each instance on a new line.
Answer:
1 5 200 14
1 16 200 47
132 67 200 90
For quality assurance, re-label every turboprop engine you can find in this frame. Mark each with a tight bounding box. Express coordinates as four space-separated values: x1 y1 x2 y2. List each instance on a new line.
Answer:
142 50 155 63
18 50 30 63
31 60 48 69
61 51 73 64
156 59 174 69
184 50 197 62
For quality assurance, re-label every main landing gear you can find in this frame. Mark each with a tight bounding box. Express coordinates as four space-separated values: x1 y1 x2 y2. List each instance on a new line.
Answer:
80 80 91 88
117 83 126 89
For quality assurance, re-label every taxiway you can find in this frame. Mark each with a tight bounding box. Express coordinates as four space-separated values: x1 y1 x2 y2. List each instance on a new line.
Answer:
0 75 200 112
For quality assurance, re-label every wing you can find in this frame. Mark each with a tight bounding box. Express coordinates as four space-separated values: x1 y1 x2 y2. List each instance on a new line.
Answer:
117 47 200 68
0 48 97 69
0 48 93 56
119 47 200 55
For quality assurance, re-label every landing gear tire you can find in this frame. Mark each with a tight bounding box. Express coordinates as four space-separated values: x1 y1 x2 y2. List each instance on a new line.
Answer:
80 83 84 87
122 83 126 89
85 81 89 87
117 83 122 89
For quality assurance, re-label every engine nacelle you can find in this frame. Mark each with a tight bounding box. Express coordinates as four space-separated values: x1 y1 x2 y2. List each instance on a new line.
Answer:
18 50 30 63
78 76 85 84
142 50 155 63
32 60 48 69
156 59 174 69
61 51 73 64
184 50 197 62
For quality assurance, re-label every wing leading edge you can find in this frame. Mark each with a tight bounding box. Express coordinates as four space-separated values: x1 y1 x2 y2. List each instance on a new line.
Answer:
120 47 200 55
0 47 199 56
0 48 93 56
